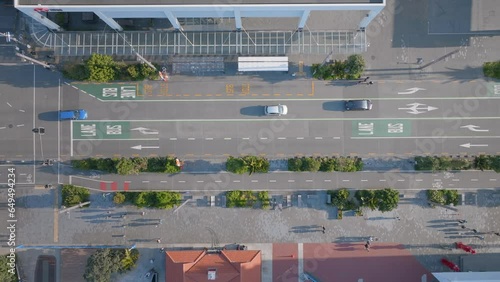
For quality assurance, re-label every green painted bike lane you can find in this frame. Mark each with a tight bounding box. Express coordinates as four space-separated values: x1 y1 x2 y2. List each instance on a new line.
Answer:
352 120 412 137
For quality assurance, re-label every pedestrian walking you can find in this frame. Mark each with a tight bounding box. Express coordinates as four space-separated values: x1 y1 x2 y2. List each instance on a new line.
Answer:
396 216 401 221
366 240 371 246
364 77 370 82
472 229 478 234
368 81 374 85
157 239 161 243
369 237 374 242
457 219 467 224
322 226 326 234
142 211 145 216
494 232 500 236
364 243 370 252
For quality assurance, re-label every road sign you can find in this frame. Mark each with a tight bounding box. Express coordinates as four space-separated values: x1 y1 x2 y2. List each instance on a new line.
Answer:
460 125 489 132
352 120 411 137
397 87 426 95
398 103 438 115
460 143 488 148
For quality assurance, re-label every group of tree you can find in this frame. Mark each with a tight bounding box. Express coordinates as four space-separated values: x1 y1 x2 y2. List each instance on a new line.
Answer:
62 185 91 207
327 188 400 214
72 156 181 175
117 191 182 209
426 189 459 206
226 156 270 175
483 61 500 79
226 190 269 208
288 156 363 172
83 248 139 282
311 54 365 80
415 155 500 172
62 53 159 82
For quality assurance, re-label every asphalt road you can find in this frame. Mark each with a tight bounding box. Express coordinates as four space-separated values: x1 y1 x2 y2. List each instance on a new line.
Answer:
66 78 500 158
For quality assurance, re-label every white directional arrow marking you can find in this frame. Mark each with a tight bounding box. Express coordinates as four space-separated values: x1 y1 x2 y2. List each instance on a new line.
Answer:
397 87 426 95
460 143 488 148
398 103 438 115
460 125 489 132
131 145 160 150
131 127 159 135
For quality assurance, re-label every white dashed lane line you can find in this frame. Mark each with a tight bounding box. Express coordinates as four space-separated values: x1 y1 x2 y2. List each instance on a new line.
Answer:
142 181 149 183
416 179 423 182
379 179 386 182
233 180 240 183
178 180 186 183
160 181 168 183
251 180 258 183
342 180 350 182
324 180 331 182
205 138 213 140
242 137 250 140
296 137 304 140
260 137 268 140
452 179 460 182
288 180 295 182
269 180 276 183
397 179 405 182
305 180 313 182
490 179 497 181
314 137 323 140
224 138 232 140
188 138 195 140
6 102 12 107
169 138 177 140
278 137 286 140
215 180 222 183
361 180 368 182
471 179 478 182
196 181 204 183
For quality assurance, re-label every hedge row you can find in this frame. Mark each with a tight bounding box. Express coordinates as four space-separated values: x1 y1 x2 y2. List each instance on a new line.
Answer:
72 156 181 175
226 190 269 208
226 156 270 175
415 155 500 172
288 156 363 172
426 189 459 206
311 54 365 80
327 188 400 213
123 191 182 209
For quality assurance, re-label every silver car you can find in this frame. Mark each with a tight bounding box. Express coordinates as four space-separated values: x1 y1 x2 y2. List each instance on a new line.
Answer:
264 104 288 116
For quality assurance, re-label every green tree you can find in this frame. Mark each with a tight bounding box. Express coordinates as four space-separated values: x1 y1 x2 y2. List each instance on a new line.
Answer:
113 192 126 204
355 189 377 210
62 185 90 206
319 157 336 172
415 156 439 171
85 54 116 82
257 191 270 208
330 188 350 210
301 157 321 172
0 255 17 282
288 157 303 171
126 65 139 79
116 158 137 175
427 189 445 204
83 249 121 282
119 249 139 273
489 156 500 173
344 54 365 79
375 188 399 212
226 156 248 174
483 61 500 79
474 155 491 171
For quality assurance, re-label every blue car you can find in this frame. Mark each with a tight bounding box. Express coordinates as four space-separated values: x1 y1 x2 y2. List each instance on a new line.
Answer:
59 109 88 120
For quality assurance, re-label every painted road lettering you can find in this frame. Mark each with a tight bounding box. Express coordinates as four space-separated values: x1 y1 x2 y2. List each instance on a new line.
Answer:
73 83 139 100
73 121 130 139
352 120 411 137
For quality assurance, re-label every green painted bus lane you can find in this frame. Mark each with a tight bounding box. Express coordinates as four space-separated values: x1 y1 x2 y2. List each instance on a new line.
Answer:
352 120 412 137
73 121 131 139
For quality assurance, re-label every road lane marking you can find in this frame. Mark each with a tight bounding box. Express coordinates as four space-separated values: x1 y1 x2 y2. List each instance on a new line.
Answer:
251 180 258 183
142 181 149 183
361 180 368 182
397 179 405 182
270 180 276 183
224 138 232 140
434 179 441 181
305 180 313 182
296 137 304 140
315 137 323 140
188 138 195 140
352 136 500 139
471 179 478 181
452 179 460 182
379 179 386 182
169 138 177 140
160 181 168 183
342 180 350 182
288 180 295 182
324 180 331 182
215 180 222 183
197 181 204 183
416 179 423 182
278 137 286 140
205 138 213 140
233 180 240 183
490 179 497 181
260 137 268 140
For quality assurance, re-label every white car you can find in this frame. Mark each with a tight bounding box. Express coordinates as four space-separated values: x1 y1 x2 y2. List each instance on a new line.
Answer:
264 104 288 116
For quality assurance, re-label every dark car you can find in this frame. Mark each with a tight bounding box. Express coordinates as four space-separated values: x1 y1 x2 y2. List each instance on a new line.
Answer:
344 100 373 111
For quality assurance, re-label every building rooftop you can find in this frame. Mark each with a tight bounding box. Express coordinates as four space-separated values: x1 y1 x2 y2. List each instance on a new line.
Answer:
18 0 383 6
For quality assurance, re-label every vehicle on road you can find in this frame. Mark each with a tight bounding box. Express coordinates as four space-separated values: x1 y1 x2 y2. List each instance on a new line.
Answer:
264 104 288 116
344 100 372 111
59 109 88 120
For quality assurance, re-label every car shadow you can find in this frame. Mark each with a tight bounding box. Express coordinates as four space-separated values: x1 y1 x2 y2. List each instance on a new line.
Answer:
322 101 345 112
240 106 264 116
38 111 59 121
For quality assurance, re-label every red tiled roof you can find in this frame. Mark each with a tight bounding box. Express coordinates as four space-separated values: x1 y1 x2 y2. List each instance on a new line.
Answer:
166 249 261 282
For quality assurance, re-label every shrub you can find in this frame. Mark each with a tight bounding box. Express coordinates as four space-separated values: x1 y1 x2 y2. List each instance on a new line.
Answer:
329 188 350 210
288 157 303 171
483 61 500 79
474 155 491 171
0 255 17 282
355 189 377 210
319 157 336 172
344 54 365 79
311 55 365 80
62 185 90 207
113 192 126 204
165 157 181 173
374 188 399 212
86 53 116 82
124 191 181 209
427 190 445 204
301 157 321 172
415 156 439 171
84 248 139 282
335 157 360 172
226 156 248 174
116 157 137 175
427 189 459 206
226 190 257 208
62 64 88 81
257 191 270 209
490 156 500 173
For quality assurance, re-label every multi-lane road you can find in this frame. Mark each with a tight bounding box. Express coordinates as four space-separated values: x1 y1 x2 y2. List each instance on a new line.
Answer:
1 64 500 189
66 78 500 158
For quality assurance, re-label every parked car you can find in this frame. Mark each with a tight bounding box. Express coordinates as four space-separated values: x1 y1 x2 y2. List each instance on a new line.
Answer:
264 104 288 116
344 100 372 111
59 109 88 120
